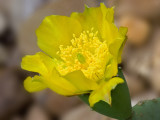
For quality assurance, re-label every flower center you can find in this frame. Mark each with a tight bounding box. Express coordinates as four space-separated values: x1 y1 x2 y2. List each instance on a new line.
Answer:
55 28 109 81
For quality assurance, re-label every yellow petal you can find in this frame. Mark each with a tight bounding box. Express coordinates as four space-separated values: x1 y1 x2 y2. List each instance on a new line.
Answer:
36 15 82 58
46 68 91 96
117 27 128 63
24 75 47 92
101 4 127 60
105 58 118 79
102 23 127 65
64 70 98 91
89 77 124 107
103 24 127 63
119 27 128 37
71 3 115 38
21 52 54 76
71 5 102 33
104 6 114 23
101 6 127 64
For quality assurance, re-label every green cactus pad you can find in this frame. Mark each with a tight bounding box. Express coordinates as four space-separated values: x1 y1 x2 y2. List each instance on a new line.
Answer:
131 98 160 120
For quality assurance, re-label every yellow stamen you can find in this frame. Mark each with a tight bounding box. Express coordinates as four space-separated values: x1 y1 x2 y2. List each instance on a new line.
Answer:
55 28 109 81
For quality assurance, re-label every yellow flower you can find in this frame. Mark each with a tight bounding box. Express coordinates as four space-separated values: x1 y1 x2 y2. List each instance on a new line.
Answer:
21 3 127 107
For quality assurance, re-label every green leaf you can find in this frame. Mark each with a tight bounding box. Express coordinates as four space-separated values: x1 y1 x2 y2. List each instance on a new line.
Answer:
79 67 132 120
130 98 160 120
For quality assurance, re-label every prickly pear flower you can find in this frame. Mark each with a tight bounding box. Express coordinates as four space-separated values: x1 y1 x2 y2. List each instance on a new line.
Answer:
21 3 127 107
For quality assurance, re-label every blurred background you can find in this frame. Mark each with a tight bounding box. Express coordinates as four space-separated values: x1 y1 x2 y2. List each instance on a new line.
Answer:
0 0 160 120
